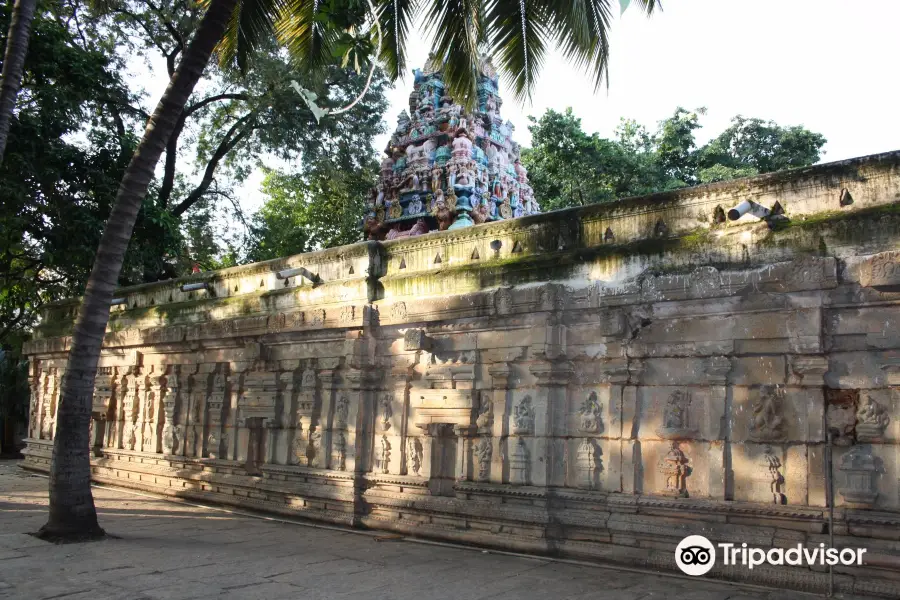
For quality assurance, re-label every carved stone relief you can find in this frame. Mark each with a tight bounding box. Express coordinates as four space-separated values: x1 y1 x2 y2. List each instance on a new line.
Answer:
656 390 695 439
332 431 347 471
509 438 529 485
838 446 880 506
856 394 890 442
658 443 689 497
379 435 391 474
826 389 857 446
406 437 423 476
753 446 785 504
474 438 492 482
578 392 603 434
379 394 393 431
748 385 786 442
512 396 534 435
475 391 493 431
309 430 323 467
576 438 598 490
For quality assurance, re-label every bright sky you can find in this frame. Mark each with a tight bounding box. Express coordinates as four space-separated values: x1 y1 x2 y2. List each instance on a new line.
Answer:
145 0 900 214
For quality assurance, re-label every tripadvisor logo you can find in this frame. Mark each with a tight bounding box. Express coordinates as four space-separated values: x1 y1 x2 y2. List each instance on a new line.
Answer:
675 535 867 576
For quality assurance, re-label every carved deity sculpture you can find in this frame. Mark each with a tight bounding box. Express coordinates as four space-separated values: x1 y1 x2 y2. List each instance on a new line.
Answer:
332 432 347 471
379 394 393 431
512 396 534 435
749 385 786 442
476 392 493 430
658 443 689 497
334 395 350 429
578 392 603 434
309 430 322 467
856 395 890 442
577 438 597 490
406 437 422 476
291 421 305 465
380 436 391 474
474 438 492 481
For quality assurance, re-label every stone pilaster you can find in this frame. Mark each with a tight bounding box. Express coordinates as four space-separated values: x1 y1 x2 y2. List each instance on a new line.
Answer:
527 360 574 488
487 363 511 484
344 367 379 474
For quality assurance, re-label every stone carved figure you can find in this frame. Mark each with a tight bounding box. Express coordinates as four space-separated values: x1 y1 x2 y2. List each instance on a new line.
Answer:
749 385 786 442
856 395 890 441
334 395 350 429
406 437 423 476
578 392 603 434
332 432 347 471
474 438 492 481
379 394 393 431
658 443 689 497
310 430 322 467
826 389 857 446
754 446 786 504
301 368 316 388
657 390 694 439
291 423 305 465
476 392 493 430
577 438 597 490
512 396 534 435
380 436 391 474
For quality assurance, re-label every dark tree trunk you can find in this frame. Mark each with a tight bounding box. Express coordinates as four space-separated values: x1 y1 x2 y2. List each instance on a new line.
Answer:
37 0 239 541
0 0 37 164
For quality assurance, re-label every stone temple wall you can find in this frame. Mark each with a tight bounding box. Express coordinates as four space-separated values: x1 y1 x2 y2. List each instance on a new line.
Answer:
22 151 900 596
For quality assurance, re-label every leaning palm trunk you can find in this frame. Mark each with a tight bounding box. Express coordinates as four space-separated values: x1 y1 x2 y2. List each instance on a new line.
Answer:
0 0 37 164
38 0 239 540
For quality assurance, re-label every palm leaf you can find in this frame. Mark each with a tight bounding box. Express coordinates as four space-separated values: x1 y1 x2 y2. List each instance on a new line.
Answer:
375 0 420 82
212 0 287 72
277 0 339 71
486 0 548 104
534 0 661 93
421 0 484 107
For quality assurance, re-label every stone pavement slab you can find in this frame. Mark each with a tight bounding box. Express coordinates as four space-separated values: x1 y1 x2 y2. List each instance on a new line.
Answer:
0 460 833 600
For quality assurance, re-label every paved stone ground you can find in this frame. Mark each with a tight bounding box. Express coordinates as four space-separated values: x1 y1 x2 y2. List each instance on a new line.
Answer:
0 460 823 600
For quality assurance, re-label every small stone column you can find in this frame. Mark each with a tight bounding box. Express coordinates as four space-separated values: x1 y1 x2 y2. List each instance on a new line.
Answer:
527 360 574 488
454 425 476 482
344 368 378 474
486 363 511 483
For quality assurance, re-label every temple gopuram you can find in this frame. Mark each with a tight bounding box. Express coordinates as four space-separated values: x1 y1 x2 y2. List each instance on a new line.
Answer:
363 56 541 240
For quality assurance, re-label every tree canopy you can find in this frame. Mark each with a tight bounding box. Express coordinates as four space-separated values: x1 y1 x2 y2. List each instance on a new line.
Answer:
0 0 388 351
521 107 827 211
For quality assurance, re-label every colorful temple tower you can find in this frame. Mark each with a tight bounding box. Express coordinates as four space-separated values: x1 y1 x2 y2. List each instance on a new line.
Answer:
363 56 541 240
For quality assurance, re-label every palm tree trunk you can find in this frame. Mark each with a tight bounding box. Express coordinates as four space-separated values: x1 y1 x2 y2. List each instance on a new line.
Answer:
37 0 239 541
0 0 37 165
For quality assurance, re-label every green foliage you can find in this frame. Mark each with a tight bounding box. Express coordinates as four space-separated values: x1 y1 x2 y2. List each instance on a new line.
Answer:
0 0 137 343
0 1 389 349
247 157 374 261
697 115 828 175
523 107 827 210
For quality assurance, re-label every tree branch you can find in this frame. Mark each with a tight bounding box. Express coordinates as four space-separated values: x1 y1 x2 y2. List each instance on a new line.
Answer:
170 113 257 216
184 92 250 117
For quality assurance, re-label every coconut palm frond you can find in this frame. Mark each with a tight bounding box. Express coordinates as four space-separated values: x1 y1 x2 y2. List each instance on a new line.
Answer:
215 0 286 72
376 0 420 82
277 0 339 72
422 0 483 107
486 0 548 104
